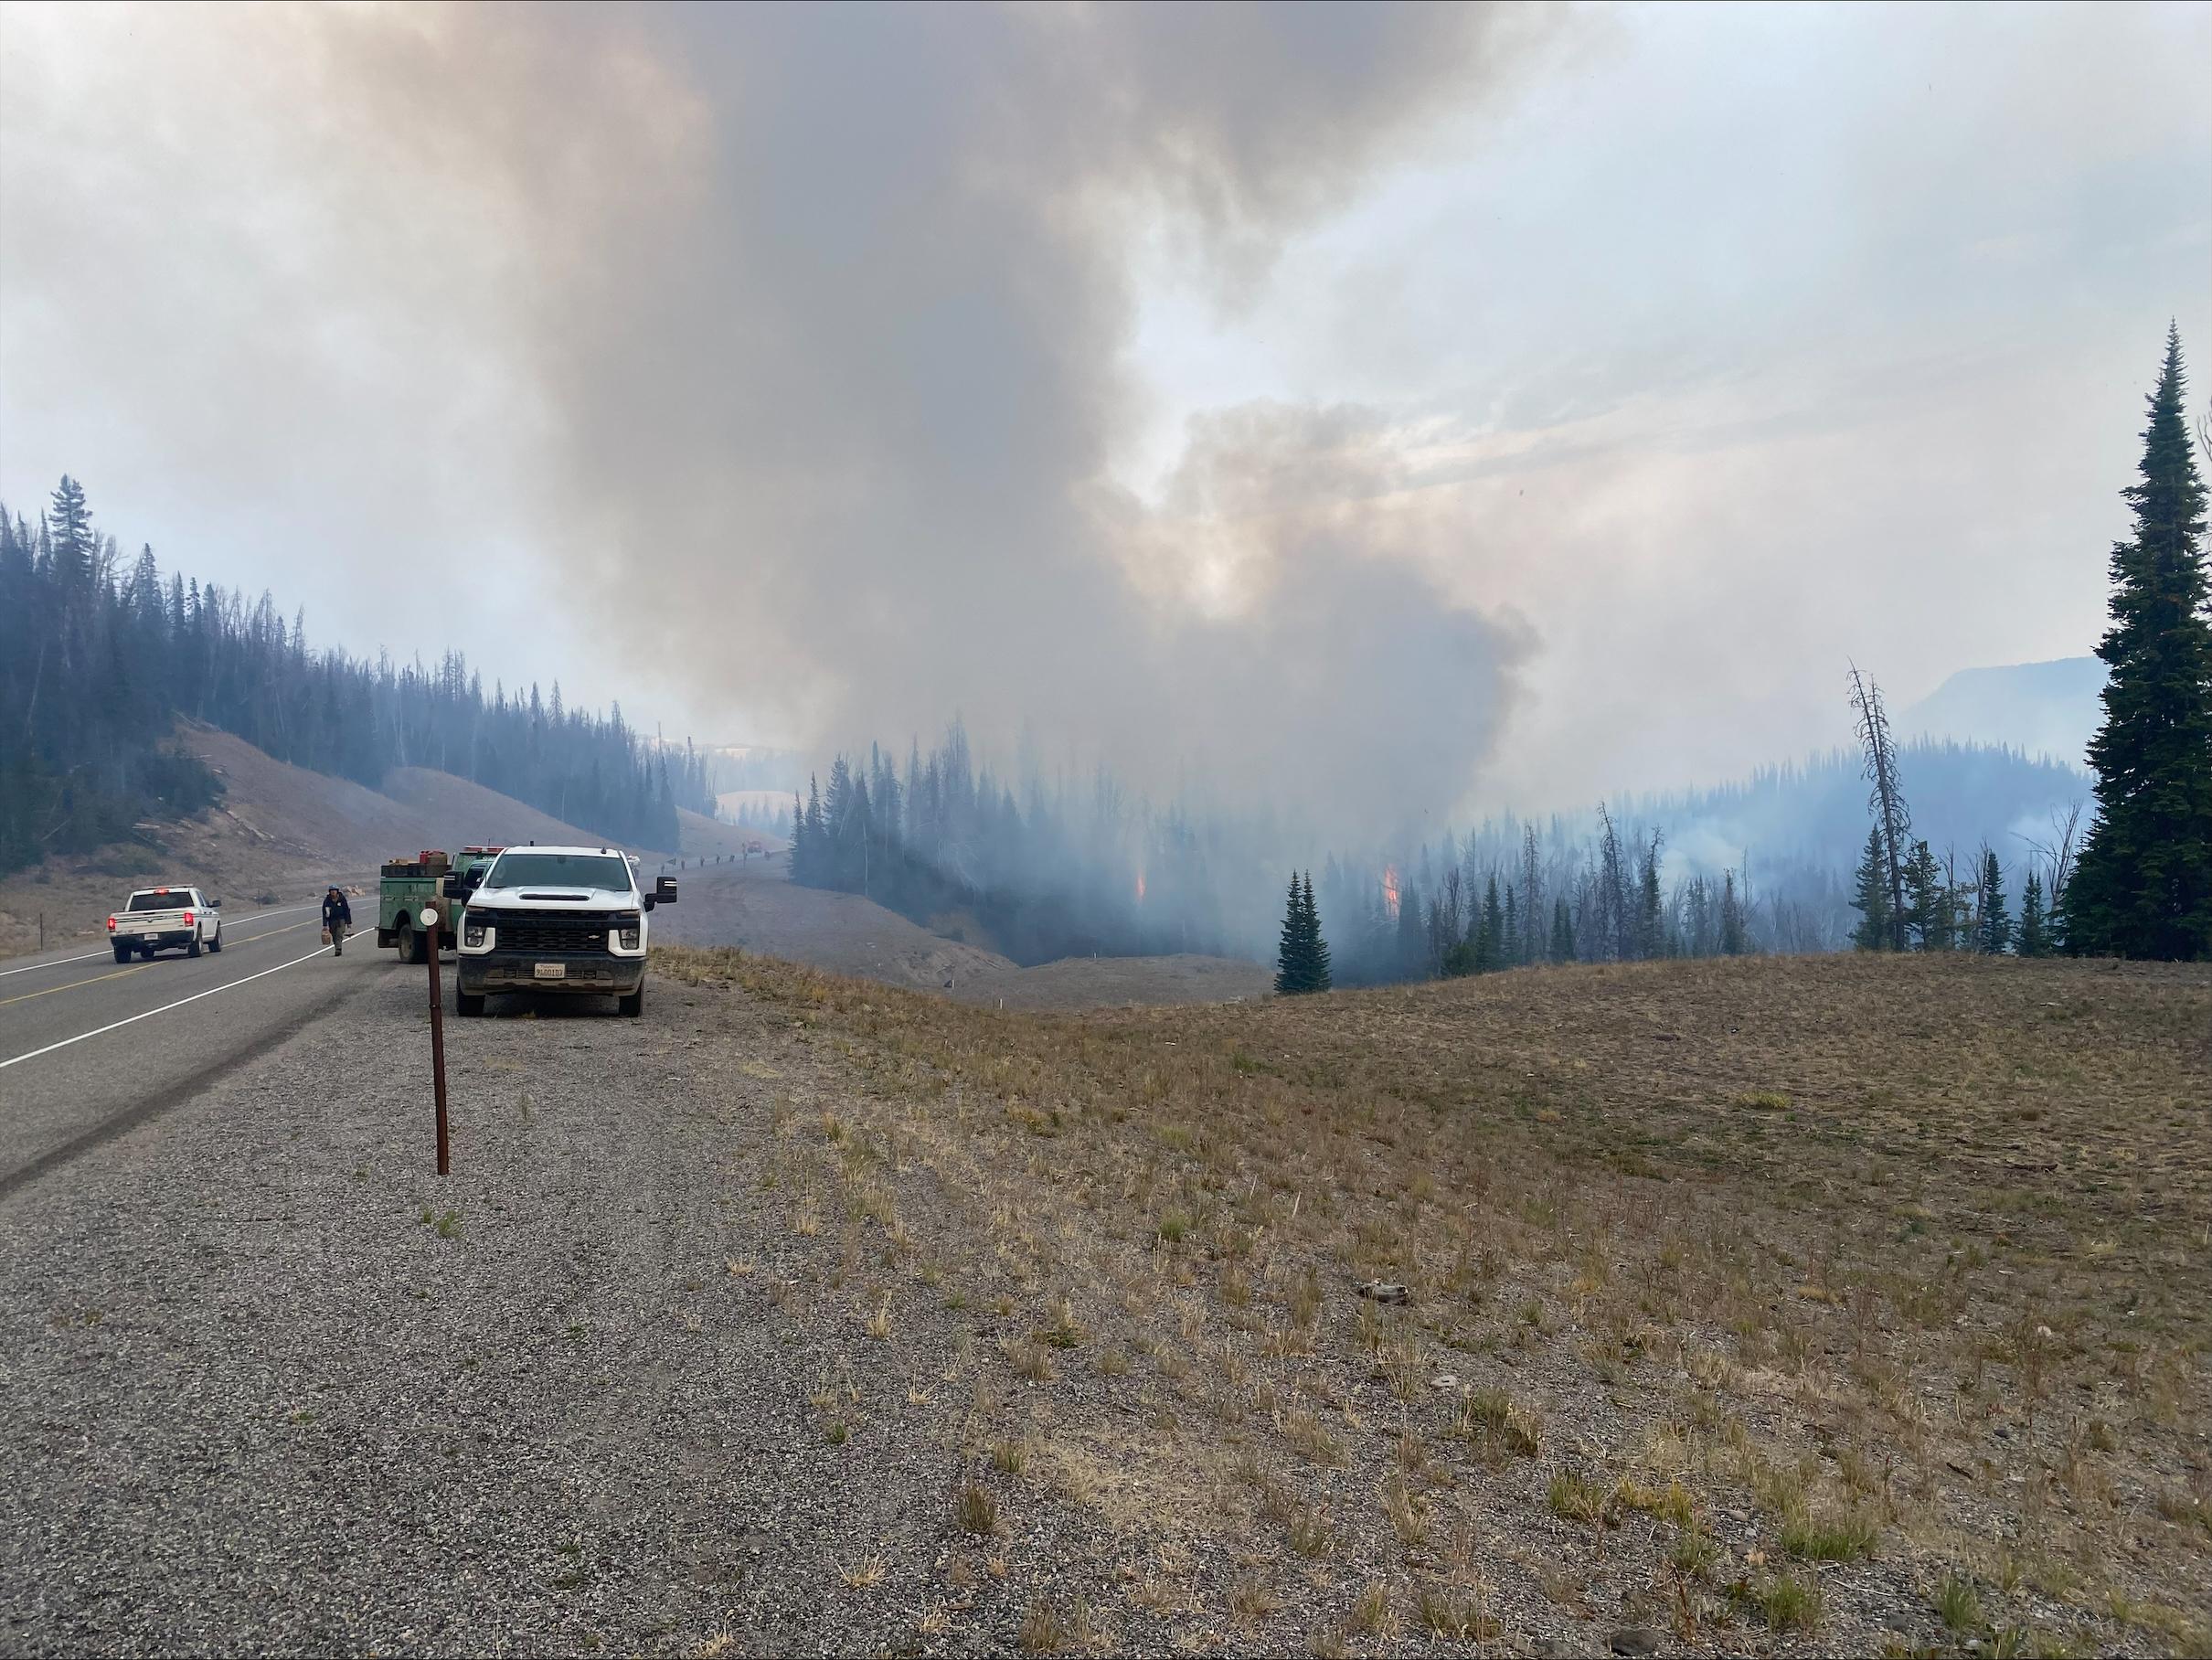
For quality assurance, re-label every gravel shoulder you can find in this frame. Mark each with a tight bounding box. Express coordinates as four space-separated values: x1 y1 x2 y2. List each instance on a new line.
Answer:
0 965 1131 1656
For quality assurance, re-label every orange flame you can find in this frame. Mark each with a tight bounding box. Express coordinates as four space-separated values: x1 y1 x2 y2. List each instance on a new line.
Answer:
1381 864 1399 920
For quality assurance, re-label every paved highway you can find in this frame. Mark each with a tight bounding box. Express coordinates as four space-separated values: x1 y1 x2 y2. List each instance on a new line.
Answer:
0 898 399 1196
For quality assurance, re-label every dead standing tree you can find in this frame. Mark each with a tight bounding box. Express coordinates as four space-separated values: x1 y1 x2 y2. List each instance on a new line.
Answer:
1848 664 1913 951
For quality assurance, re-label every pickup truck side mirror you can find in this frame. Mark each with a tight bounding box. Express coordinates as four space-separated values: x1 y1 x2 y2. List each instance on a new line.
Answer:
441 874 468 899
648 876 678 910
208 897 222 909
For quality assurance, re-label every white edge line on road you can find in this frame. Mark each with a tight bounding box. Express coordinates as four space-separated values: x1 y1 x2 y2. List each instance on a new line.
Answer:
0 901 323 978
0 940 345 1072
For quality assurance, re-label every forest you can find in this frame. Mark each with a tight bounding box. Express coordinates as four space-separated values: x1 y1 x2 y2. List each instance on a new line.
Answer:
771 718 2088 982
0 477 713 876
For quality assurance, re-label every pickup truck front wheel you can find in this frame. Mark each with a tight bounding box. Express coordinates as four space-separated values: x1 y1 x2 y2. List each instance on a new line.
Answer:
618 985 643 1018
455 990 485 1017
112 942 130 963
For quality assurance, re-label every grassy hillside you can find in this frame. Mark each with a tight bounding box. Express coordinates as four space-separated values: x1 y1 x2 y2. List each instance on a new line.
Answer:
0 723 724 957
659 947 2210 1655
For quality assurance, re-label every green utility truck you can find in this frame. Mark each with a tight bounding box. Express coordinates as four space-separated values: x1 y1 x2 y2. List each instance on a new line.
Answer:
377 846 503 962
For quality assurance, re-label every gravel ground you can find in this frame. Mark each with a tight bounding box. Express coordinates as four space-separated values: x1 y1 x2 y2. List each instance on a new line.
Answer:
0 966 1132 1656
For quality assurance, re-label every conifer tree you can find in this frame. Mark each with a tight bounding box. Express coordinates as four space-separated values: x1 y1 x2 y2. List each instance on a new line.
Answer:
1976 847 2012 954
1477 875 1505 972
1395 882 1427 980
1849 826 1892 951
1275 873 1306 995
1303 872 1332 992
1905 841 1947 950
1549 895 1575 963
1637 837 1664 960
2068 326 2212 960
1274 871 1331 994
1718 871 1748 955
2017 871 2051 958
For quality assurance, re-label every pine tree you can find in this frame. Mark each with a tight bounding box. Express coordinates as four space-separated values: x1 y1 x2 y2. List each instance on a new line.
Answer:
1303 872 1332 992
2067 326 2212 960
1395 882 1427 981
1718 871 1747 956
1905 841 1947 950
1274 871 1331 995
1274 873 1306 995
1477 874 1505 972
1637 836 1664 960
1849 826 1893 951
1977 847 2012 954
1847 665 1913 950
1549 895 1575 963
2017 871 2050 958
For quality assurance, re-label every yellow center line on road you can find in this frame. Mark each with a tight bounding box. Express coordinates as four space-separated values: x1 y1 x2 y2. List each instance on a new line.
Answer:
0 963 150 1008
0 938 349 1073
0 918 324 1010
0 899 323 979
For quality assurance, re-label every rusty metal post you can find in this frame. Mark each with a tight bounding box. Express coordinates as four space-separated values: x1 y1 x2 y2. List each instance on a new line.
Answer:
421 902 450 1176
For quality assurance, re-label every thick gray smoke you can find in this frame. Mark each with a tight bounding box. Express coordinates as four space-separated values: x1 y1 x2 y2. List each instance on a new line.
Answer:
1 3 1558 840
484 4 1550 835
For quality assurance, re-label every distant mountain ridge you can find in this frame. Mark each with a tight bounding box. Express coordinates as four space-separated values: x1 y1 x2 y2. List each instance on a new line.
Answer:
1901 656 2105 766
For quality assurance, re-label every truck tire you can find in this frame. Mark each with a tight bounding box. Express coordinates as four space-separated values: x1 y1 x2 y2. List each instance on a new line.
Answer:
186 936 201 959
397 920 420 964
455 989 484 1017
207 929 222 954
618 984 643 1018
112 942 130 963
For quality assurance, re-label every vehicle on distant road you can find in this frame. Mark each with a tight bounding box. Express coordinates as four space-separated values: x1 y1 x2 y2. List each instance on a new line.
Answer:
451 845 676 1018
107 887 222 962
378 846 503 963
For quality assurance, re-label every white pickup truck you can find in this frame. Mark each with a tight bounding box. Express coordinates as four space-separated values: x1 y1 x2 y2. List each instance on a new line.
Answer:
452 846 675 1017
107 886 223 962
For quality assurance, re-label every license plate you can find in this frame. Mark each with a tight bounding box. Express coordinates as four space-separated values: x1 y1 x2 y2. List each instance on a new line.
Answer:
533 962 566 981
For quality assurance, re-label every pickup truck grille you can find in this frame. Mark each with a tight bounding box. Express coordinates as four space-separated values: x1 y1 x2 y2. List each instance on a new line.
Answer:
491 910 626 953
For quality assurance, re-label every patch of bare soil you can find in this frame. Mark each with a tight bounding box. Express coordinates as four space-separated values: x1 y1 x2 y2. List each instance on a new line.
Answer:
657 945 2212 1658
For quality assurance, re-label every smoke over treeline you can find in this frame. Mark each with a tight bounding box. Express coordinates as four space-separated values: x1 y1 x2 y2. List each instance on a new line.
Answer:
767 719 2089 974
2 3 1558 842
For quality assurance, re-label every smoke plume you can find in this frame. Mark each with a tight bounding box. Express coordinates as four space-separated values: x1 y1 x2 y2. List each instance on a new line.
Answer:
5 3 1553 839
508 5 1552 835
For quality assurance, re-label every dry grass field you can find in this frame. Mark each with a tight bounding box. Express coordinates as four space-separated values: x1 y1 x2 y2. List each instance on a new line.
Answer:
656 946 2209 1657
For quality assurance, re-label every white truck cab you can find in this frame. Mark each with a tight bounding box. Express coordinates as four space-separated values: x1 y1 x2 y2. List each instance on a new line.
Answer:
451 846 676 1017
108 887 222 962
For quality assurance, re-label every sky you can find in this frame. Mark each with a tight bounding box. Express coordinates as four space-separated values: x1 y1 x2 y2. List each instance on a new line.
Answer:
2 1 2207 832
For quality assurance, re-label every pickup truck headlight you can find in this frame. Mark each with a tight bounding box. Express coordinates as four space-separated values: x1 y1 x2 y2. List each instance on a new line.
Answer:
463 919 487 948
618 913 642 951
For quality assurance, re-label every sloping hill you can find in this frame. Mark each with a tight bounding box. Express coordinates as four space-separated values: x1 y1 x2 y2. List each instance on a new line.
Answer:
651 857 1016 991
1902 654 2106 763
654 857 1271 1007
0 724 625 958
379 767 625 856
673 806 782 863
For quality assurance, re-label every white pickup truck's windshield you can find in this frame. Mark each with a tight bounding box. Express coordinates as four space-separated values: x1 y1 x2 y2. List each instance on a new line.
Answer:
481 854 632 892
126 892 186 911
